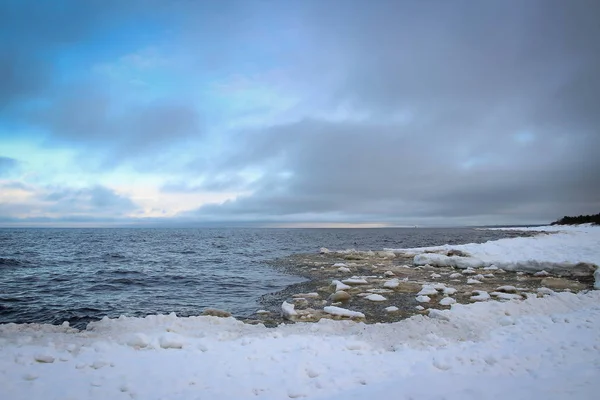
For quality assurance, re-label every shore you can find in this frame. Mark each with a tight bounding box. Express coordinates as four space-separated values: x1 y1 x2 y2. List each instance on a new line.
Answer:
1 225 599 400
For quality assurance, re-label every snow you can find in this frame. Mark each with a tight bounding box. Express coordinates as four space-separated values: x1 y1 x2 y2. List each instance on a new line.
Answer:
384 306 399 312
467 278 482 284
387 225 600 286
323 306 365 319
2 227 600 400
3 291 600 399
337 266 351 273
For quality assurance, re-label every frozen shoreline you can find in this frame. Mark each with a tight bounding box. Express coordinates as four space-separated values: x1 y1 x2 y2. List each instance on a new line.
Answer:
1 225 599 399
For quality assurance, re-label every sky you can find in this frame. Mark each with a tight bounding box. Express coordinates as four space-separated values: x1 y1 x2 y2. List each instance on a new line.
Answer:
1 0 599 227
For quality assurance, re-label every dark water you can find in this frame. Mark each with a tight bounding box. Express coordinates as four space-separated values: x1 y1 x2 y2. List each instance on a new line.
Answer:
0 228 526 328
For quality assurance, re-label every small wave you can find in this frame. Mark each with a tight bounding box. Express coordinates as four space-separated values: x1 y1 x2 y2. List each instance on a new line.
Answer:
89 283 120 291
104 253 127 259
0 257 26 267
110 277 149 286
95 269 145 276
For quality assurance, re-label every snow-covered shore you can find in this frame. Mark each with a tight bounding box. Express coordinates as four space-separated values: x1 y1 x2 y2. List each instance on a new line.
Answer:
387 224 600 288
1 225 599 400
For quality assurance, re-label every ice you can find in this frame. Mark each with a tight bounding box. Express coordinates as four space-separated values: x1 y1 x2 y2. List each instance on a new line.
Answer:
496 285 517 293
471 291 490 301
281 301 297 319
323 306 365 319
439 297 456 306
383 278 400 288
384 306 399 312
443 287 457 295
417 285 438 296
337 266 351 273
342 278 369 285
332 280 352 291
467 278 482 284
416 295 431 303
490 292 522 301
365 294 387 302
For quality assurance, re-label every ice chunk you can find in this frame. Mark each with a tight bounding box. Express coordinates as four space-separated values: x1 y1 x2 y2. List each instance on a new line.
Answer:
342 278 369 285
383 278 400 288
159 333 184 349
337 266 351 273
418 285 438 296
439 297 456 306
364 294 387 302
281 301 298 320
384 306 399 312
467 278 482 284
323 306 365 319
443 287 457 295
471 291 490 301
331 280 352 291
416 295 431 303
414 253 484 269
490 292 522 300
34 354 55 363
496 285 517 293
428 309 450 321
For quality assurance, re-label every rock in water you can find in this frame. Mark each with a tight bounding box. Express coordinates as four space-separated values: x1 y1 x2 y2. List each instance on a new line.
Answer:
540 277 586 291
329 291 351 302
202 308 232 318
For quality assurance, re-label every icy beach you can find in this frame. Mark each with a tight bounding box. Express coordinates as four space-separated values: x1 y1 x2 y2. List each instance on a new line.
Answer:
1 225 599 400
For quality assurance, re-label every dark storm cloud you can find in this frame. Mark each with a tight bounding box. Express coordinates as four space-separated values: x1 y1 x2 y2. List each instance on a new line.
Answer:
185 0 600 225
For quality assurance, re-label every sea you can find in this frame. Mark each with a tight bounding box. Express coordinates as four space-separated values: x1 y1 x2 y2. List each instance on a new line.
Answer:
0 227 526 328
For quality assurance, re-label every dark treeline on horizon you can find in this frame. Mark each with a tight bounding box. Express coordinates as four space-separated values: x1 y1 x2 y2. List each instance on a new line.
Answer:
551 213 600 226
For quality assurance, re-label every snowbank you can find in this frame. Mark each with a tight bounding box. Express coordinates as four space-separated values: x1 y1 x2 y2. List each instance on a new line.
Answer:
388 225 600 286
1 291 600 399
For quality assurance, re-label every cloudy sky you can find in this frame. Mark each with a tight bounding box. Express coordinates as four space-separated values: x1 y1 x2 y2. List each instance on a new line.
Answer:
1 0 599 227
